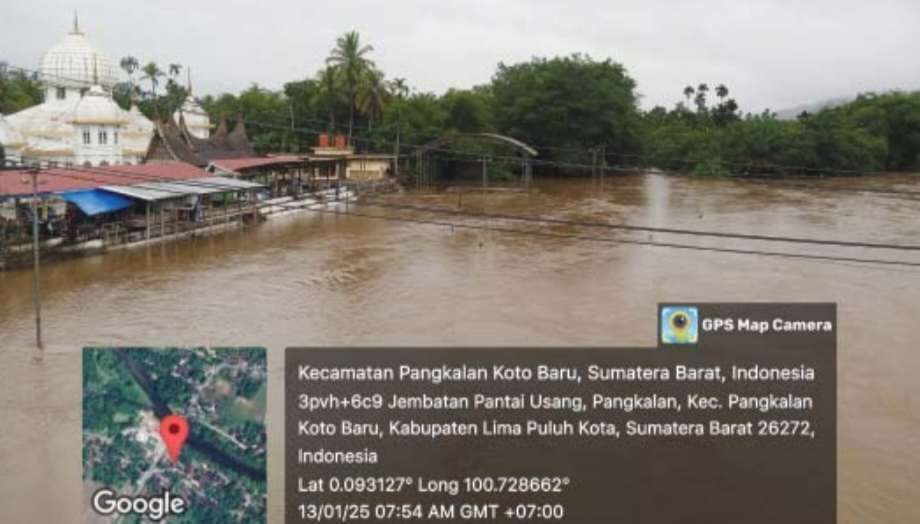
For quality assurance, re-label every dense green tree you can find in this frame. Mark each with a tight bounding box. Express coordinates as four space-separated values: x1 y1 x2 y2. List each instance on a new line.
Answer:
834 91 920 170
376 92 446 146
357 68 389 130
491 54 641 159
179 31 920 179
441 88 493 133
0 66 43 114
642 84 890 177
315 65 344 131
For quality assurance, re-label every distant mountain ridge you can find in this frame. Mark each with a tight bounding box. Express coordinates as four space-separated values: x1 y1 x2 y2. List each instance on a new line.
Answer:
774 95 854 120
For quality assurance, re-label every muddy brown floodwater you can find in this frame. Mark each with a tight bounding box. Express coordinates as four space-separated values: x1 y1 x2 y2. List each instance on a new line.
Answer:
1 174 919 523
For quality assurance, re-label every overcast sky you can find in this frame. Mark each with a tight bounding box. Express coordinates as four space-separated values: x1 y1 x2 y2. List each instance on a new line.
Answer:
3 0 919 112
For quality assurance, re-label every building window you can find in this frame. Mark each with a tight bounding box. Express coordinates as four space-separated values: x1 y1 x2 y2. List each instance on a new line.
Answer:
80 88 88 97
98 130 108 145
113 131 119 145
56 87 66 100
82 130 91 145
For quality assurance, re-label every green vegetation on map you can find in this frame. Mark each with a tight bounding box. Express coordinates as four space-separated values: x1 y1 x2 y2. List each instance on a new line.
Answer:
82 347 267 523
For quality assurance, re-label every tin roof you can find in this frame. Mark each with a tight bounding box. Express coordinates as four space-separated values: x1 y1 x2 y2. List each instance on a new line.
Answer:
208 156 305 173
100 176 263 202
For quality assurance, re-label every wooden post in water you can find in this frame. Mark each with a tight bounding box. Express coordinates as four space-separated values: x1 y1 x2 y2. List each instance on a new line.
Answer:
28 168 43 355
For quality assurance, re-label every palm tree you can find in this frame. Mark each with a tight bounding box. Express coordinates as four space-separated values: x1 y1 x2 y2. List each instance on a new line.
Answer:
683 85 695 103
120 57 139 82
357 68 388 130
316 65 341 132
326 31 375 145
168 63 182 78
715 84 729 102
390 77 409 100
694 83 709 113
120 56 140 104
141 62 164 98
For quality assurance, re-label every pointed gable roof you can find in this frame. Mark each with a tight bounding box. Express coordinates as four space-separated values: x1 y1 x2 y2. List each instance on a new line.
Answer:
145 119 202 165
227 117 256 156
144 115 258 166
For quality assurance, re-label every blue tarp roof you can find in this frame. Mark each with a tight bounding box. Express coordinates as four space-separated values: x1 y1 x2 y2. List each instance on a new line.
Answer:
59 189 134 216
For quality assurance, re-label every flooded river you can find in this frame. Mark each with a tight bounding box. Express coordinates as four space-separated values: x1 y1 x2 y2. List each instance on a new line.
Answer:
1 174 918 523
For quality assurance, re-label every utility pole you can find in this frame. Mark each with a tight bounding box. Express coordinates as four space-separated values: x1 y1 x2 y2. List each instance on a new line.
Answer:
27 167 44 355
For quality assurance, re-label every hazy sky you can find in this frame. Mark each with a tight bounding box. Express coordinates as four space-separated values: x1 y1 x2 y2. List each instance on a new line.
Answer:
3 0 918 112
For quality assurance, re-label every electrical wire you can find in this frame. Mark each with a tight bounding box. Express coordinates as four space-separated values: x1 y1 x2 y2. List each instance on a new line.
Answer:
3 162 919 269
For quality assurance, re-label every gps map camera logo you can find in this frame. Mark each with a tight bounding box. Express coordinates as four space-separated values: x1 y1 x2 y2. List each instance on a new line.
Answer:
661 306 699 344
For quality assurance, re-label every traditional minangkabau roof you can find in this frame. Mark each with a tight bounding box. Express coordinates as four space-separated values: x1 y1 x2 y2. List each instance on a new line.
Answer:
145 115 258 167
226 119 256 156
146 118 205 165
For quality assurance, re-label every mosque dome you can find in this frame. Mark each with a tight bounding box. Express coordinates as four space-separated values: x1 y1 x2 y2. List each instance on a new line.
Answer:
71 86 127 125
38 18 116 90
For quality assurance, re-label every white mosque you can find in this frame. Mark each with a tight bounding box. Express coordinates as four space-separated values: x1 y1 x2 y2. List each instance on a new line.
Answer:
0 16 211 167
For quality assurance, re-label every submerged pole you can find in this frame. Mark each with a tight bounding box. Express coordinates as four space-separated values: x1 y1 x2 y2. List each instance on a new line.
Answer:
29 168 43 354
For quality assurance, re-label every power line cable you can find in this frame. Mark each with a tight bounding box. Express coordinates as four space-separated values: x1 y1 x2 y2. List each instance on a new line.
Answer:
355 198 920 251
4 158 919 255
7 62 918 185
4 162 919 268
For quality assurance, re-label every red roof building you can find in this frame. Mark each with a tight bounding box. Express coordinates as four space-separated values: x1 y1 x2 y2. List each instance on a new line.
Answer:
0 162 209 197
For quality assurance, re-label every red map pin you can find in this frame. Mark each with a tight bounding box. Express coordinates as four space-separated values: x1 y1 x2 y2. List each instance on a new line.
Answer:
159 414 189 463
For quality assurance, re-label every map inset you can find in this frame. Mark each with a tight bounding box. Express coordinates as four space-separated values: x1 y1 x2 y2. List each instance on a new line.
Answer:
83 347 267 523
